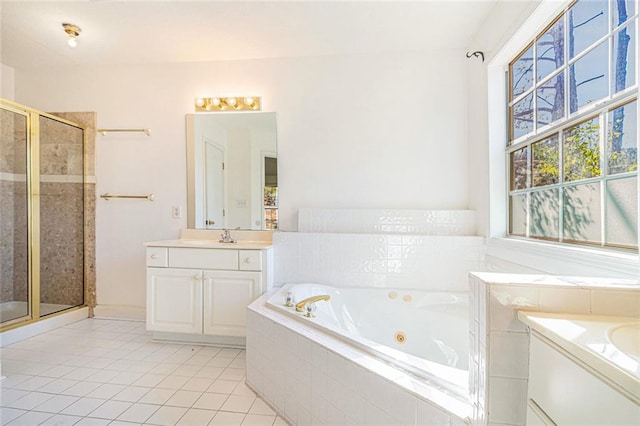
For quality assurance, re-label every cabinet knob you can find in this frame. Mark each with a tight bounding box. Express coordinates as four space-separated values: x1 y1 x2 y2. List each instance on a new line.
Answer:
150 254 158 260
193 274 201 280
244 257 251 264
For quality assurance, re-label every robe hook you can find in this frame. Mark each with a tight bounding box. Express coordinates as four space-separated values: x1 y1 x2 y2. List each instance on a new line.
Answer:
466 51 485 62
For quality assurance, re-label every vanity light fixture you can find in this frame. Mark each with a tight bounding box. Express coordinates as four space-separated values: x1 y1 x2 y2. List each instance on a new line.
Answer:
62 23 81 48
194 96 261 112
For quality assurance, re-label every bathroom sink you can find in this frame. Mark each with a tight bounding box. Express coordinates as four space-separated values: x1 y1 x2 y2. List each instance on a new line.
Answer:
608 323 640 362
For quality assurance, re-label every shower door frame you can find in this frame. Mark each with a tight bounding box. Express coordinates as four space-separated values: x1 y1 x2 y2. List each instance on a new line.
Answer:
0 99 88 331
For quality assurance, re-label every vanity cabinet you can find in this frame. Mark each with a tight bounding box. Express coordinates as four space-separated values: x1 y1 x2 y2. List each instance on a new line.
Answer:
145 243 272 342
527 334 640 425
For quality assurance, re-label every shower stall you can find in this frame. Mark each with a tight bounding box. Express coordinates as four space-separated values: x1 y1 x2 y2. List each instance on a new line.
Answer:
1 100 88 329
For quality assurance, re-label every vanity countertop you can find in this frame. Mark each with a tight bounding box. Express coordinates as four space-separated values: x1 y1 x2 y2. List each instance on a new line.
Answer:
518 311 640 404
144 239 273 250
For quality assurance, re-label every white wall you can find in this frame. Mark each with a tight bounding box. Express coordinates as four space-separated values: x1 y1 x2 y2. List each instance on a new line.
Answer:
1 63 15 100
466 0 541 237
13 50 470 307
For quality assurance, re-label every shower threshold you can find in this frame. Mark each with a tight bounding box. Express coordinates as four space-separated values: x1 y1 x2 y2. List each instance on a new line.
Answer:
1 301 75 323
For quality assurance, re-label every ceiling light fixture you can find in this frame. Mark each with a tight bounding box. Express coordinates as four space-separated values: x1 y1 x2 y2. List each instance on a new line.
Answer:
62 23 81 48
195 96 261 112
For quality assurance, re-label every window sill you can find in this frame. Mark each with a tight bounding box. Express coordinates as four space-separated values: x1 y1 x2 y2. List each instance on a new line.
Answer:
486 237 639 279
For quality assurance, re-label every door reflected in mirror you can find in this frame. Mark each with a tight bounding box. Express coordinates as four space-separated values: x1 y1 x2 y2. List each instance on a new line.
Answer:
186 112 277 230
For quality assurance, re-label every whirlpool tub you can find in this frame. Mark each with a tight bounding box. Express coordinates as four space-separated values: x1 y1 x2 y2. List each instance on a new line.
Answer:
246 283 471 425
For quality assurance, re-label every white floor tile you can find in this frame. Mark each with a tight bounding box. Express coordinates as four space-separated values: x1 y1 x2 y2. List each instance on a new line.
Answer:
220 395 256 414
180 377 215 393
219 368 245 381
40 366 76 379
175 408 217 426
60 381 102 397
0 319 276 426
145 405 188 426
116 402 160 423
195 367 223 380
86 383 127 400
112 386 150 403
12 376 54 391
272 416 287 425
39 413 82 425
83 369 120 384
87 399 132 420
0 374 31 389
207 358 233 368
0 407 26 424
170 366 200 378
241 413 276 426
32 394 79 414
109 421 142 426
62 367 101 381
232 383 255 397
60 397 105 417
132 374 166 388
165 390 202 408
248 398 275 416
207 380 239 395
6 410 52 425
38 379 78 394
192 393 228 411
74 417 111 426
138 388 176 405
108 372 143 386
0 389 29 406
157 375 189 390
210 411 245 426
5 392 53 410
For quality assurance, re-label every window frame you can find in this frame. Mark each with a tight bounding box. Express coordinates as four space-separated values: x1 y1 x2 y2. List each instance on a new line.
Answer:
485 0 639 276
505 0 638 250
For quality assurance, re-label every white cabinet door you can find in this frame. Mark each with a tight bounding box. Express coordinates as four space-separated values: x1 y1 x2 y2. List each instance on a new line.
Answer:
147 268 203 334
202 270 262 336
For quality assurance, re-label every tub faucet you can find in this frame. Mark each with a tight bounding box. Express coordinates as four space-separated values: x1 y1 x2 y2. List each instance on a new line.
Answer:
219 229 237 243
295 295 331 312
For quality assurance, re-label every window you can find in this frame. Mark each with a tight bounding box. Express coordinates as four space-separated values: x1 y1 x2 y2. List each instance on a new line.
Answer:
507 0 638 249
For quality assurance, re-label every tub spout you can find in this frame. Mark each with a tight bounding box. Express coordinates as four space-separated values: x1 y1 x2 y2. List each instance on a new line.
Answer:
295 295 331 312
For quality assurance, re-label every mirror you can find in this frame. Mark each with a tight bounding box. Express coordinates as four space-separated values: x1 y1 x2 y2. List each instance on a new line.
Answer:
186 112 277 230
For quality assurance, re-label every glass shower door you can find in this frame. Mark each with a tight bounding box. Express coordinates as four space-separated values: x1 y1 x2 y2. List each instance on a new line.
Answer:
38 115 85 316
0 107 30 324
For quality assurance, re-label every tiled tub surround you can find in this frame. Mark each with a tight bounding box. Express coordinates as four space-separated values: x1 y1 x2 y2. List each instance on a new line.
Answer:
469 272 640 425
298 208 477 236
246 293 470 426
274 232 485 291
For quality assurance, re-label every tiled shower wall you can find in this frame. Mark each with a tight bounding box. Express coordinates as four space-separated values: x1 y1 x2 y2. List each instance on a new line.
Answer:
0 109 96 310
44 111 97 309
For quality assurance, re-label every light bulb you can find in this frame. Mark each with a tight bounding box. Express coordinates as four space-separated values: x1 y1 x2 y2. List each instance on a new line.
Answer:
212 98 221 107
67 37 77 48
195 98 205 107
227 97 237 107
244 97 254 106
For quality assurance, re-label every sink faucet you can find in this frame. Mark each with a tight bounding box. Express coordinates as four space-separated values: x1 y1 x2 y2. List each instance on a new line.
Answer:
219 229 237 243
295 295 331 312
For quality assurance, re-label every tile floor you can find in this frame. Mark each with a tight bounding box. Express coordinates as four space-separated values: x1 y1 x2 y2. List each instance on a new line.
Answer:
0 319 286 425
